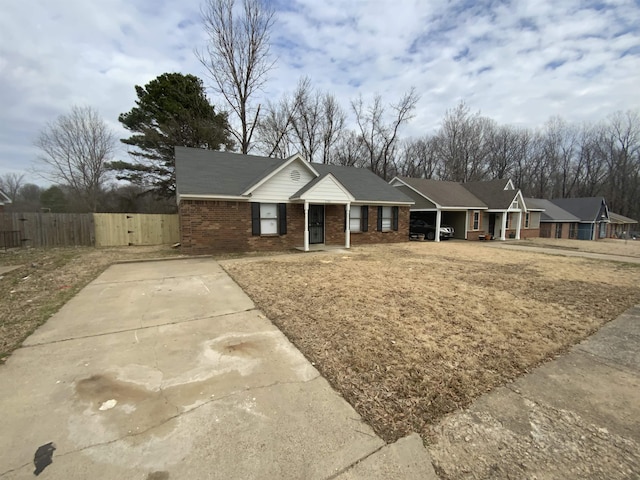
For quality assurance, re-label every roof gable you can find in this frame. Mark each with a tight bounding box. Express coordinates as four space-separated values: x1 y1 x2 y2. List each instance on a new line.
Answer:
292 173 355 203
243 153 319 195
463 178 519 209
310 165 413 204
0 188 11 204
550 197 608 222
249 157 316 202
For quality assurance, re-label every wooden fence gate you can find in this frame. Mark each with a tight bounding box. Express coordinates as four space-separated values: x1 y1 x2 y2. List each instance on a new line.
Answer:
93 213 179 247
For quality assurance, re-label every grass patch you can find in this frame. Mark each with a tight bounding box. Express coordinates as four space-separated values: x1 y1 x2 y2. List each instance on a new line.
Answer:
0 245 184 362
222 241 640 443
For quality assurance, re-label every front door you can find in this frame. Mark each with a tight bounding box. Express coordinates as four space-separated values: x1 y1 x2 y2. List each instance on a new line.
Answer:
488 214 496 238
309 205 325 244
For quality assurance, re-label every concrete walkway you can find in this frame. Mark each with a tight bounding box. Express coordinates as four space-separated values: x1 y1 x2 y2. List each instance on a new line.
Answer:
0 258 436 479
429 304 640 479
484 241 640 264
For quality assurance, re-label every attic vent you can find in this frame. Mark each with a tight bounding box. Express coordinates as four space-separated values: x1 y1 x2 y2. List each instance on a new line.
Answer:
290 169 301 182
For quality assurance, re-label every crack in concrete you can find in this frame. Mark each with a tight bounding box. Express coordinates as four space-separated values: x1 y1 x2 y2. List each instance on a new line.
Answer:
322 442 386 480
152 327 180 416
91 270 224 287
20 308 259 347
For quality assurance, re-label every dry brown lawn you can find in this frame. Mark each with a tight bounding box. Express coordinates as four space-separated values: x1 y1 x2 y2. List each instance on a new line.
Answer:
222 241 640 443
0 245 184 362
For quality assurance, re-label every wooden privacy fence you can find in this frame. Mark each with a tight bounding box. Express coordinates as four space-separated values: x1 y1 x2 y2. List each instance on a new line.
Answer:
94 213 179 247
0 213 94 248
0 213 180 248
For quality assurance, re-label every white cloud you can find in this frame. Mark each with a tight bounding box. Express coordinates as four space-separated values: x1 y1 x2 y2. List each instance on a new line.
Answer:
1 0 639 177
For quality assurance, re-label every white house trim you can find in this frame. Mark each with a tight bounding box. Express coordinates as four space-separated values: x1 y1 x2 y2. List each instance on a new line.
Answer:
292 173 355 203
243 155 319 196
178 193 248 202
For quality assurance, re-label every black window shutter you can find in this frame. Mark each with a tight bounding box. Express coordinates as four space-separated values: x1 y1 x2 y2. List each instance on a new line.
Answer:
377 206 383 231
278 203 287 235
251 203 260 236
392 206 399 231
361 206 368 232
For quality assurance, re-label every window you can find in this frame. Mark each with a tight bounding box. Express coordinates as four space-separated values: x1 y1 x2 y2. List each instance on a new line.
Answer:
251 203 286 236
555 223 563 238
381 206 392 231
259 204 278 234
473 211 480 230
525 212 530 228
377 206 398 232
569 223 577 239
349 206 361 232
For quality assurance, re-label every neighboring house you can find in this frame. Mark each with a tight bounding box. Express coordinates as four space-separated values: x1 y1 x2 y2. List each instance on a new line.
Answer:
390 177 539 241
607 212 638 238
549 197 610 240
175 147 414 254
0 188 11 213
526 198 580 239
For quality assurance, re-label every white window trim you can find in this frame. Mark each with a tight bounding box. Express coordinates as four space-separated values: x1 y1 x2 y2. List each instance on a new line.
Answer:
349 206 361 232
381 206 392 232
472 211 480 230
260 203 278 235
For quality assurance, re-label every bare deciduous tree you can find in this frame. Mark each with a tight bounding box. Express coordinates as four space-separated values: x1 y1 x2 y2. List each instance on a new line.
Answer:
0 172 25 201
35 105 116 212
396 137 440 178
352 88 419 180
256 77 346 162
198 0 276 154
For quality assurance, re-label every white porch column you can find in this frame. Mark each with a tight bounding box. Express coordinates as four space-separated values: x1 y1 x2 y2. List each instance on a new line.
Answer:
464 210 469 240
304 201 310 252
515 211 522 240
435 209 442 243
345 203 351 248
500 213 508 241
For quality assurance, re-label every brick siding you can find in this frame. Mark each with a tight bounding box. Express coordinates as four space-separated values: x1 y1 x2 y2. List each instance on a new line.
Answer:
179 200 409 254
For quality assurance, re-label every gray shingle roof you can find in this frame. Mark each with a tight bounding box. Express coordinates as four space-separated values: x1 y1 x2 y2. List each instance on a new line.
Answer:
175 147 285 196
550 197 607 222
462 178 518 209
397 177 486 208
609 212 638 224
175 147 413 204
525 198 580 222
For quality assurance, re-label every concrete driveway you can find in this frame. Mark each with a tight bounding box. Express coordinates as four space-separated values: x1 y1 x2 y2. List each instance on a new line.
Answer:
0 258 435 479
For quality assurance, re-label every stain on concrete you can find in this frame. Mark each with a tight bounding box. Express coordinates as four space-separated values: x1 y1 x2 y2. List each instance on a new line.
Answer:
33 442 56 476
146 471 169 480
222 340 261 356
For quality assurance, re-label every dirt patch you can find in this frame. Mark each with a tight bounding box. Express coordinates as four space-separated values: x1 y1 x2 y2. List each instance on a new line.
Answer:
0 245 184 362
222 242 640 444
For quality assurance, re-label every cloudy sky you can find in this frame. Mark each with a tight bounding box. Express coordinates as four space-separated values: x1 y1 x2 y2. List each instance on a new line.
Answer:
1 0 639 181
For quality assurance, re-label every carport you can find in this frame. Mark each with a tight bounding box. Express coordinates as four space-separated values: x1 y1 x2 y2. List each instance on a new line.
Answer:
390 177 487 242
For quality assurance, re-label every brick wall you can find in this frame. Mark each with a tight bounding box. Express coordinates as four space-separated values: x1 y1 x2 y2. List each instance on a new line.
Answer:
179 201 409 254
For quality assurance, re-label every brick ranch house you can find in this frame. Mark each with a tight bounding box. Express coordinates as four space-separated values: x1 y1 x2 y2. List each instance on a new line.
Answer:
175 147 414 254
527 197 610 240
389 177 541 241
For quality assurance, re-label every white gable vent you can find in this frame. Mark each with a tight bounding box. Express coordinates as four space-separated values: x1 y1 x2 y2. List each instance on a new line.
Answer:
290 169 301 182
